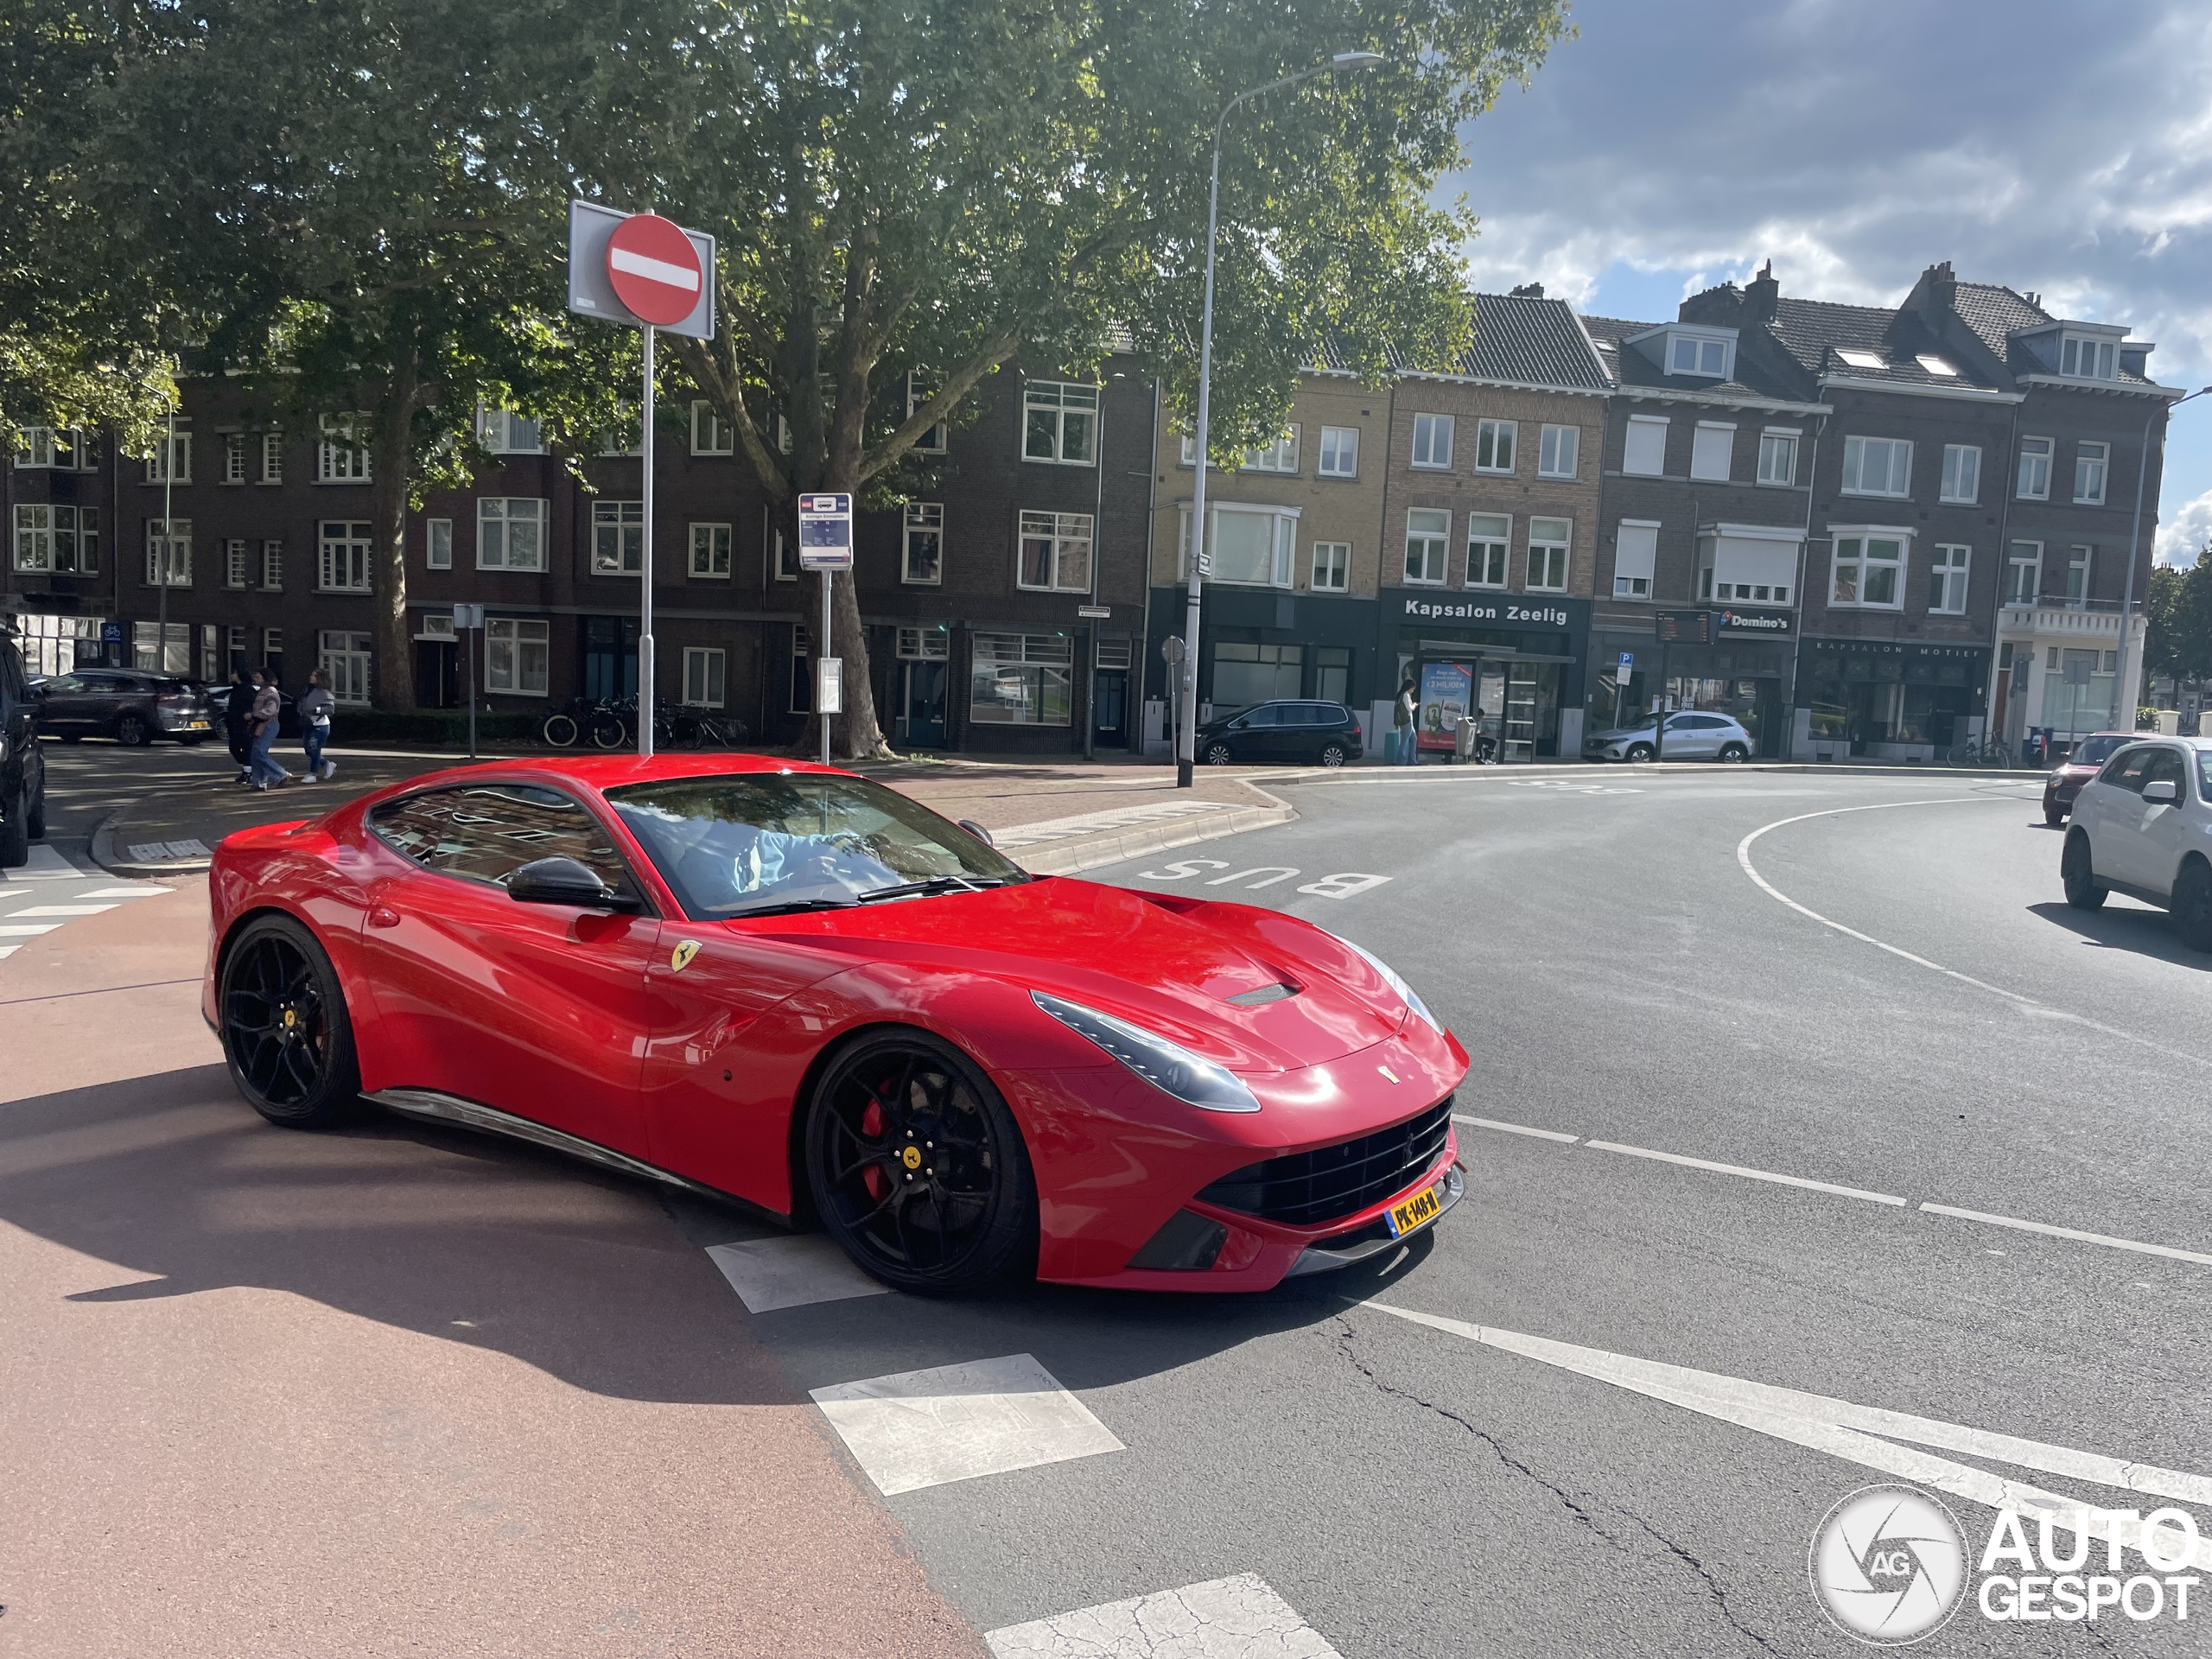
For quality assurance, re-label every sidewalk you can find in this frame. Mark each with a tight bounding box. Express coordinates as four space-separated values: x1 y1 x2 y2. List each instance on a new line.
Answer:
91 749 1296 879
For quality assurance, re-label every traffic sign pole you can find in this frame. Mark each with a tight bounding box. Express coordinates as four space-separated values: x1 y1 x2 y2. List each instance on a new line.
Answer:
820 569 833 766
639 324 656 760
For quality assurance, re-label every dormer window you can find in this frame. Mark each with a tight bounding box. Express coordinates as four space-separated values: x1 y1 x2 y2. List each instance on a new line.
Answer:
2059 335 2117 379
1669 335 1730 378
1834 348 1885 371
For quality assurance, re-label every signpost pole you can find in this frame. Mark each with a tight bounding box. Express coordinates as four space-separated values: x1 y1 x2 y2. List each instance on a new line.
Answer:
467 614 478 760
639 324 656 760
820 566 833 766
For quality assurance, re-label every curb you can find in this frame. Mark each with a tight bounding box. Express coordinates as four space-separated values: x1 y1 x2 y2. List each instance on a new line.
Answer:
1014 792 1298 876
1265 760 2049 785
90 809 214 879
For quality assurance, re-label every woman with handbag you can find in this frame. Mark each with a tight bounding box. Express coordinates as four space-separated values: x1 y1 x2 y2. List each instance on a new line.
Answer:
245 669 289 791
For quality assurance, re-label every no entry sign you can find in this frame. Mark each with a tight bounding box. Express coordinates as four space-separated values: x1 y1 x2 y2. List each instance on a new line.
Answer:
566 201 716 340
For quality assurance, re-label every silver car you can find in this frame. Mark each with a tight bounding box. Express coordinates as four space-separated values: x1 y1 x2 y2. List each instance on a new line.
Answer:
1584 710 1754 763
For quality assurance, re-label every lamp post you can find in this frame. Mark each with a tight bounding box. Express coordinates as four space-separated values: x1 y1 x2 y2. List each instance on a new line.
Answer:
2116 384 2209 728
1176 49 1384 787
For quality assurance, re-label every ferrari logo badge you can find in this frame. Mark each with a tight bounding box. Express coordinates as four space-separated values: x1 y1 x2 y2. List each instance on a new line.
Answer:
670 939 702 973
901 1145 923 1170
1377 1065 1401 1084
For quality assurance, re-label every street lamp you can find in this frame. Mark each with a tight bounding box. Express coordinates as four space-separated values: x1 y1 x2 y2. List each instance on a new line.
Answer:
2116 385 2211 728
1176 49 1385 787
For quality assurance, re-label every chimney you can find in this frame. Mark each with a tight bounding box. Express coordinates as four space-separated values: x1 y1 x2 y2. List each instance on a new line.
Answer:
1744 259 1779 323
1510 282 1545 299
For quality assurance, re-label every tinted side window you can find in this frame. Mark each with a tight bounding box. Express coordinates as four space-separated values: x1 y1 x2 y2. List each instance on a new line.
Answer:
0 644 25 702
370 783 633 892
1243 706 1280 727
2101 747 2156 793
1321 703 1353 724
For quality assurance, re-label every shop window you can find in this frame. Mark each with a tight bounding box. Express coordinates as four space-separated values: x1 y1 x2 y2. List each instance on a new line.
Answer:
969 632 1072 726
1831 535 1905 608
1613 521 1657 599
1930 545 1970 614
1212 642 1302 709
1466 513 1510 588
1315 646 1351 704
1527 518 1570 592
1403 510 1449 585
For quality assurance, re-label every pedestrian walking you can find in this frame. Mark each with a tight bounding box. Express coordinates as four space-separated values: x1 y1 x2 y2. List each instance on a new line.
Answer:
298 670 337 783
222 666 254 783
1394 678 1420 766
245 669 289 791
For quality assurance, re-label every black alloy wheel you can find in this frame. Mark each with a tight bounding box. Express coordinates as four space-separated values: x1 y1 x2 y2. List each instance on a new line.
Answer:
805 1031 1035 1293
1204 741 1235 766
2173 860 2212 952
115 711 149 747
1319 741 1349 767
219 915 361 1128
2062 832 2107 911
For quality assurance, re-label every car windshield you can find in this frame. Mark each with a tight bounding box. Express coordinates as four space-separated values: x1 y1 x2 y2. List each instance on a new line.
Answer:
606 772 1027 918
2073 735 2127 766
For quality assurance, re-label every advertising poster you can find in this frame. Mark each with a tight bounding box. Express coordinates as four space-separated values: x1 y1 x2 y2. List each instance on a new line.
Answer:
1418 661 1472 751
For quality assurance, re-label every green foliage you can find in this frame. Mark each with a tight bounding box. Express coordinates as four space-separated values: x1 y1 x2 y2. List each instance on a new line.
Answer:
2144 556 2212 684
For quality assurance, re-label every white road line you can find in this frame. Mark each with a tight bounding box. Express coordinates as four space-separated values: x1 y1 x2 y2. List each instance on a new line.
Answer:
1736 798 2212 1069
810 1352 1123 1497
986 1574 1343 1659
0 924 64 937
75 886 169 899
1452 1113 1579 1144
1363 1301 2212 1571
10 844 91 880
704 1235 891 1313
0 945 15 959
1582 1140 1906 1206
1919 1203 2212 1268
6 904 117 918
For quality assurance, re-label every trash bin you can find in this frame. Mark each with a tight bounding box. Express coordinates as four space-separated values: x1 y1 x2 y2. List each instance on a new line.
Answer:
1384 730 1400 765
1453 715 1478 764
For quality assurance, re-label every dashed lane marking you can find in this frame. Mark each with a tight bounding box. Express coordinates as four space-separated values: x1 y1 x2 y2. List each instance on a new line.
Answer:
986 1573 1343 1659
75 886 170 899
705 1234 891 1313
1452 1116 2212 1268
0 924 65 936
6 904 119 918
7 844 93 880
1363 1300 2212 1572
810 1352 1124 1497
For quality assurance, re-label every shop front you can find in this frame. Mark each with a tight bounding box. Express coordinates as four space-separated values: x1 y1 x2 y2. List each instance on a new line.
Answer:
1143 586 1379 753
1586 606 1796 759
1382 589 1590 760
1796 638 1989 761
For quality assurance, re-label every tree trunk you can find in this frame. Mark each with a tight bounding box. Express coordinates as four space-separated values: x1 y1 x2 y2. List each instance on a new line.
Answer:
370 349 420 713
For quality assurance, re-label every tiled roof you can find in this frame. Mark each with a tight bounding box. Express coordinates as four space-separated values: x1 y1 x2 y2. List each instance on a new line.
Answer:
1580 314 1805 404
1946 282 2048 360
1390 292 1611 391
1766 296 2005 391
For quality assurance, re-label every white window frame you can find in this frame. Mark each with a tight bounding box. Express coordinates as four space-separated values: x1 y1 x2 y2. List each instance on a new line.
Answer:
12 504 97 574
2005 542 2041 606
1317 425 1359 479
1241 428 1300 474
906 372 947 454
690 400 734 456
1410 413 1454 471
317 630 373 705
2074 441 2109 506
1309 540 1350 592
689 521 733 580
1834 347 1886 371
317 520 372 594
264 626 283 667
902 502 944 585
226 537 250 589
16 427 56 469
261 539 283 592
315 418 370 484
2059 334 2118 380
475 405 543 454
145 518 191 587
477 497 549 571
1465 512 1510 589
1840 435 1912 498
969 632 1074 727
681 646 727 709
898 626 951 662
1623 415 1668 477
2017 436 2052 500
144 423 192 486
771 524 798 582
1537 424 1580 480
1668 333 1732 378
260 431 283 484
426 518 453 569
1930 544 1970 615
789 624 810 713
591 499 645 575
1404 509 1450 585
1689 422 1735 483
1526 518 1571 593
1016 509 1092 592
1473 418 1516 475
1939 444 1981 505
1021 381 1098 466
1613 520 1658 600
222 432 248 484
484 618 550 696
1758 429 1798 486
1830 531 1909 610
2065 545 2093 605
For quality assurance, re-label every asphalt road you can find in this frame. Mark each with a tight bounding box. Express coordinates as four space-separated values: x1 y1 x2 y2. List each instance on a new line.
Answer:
8 755 2209 1656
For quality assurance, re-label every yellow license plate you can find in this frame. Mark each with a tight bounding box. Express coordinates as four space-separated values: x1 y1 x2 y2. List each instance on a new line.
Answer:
188 720 209 729
1385 1181 1443 1238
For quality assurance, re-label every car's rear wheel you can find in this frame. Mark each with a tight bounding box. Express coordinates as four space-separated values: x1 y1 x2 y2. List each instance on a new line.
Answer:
114 712 149 747
1625 742 1655 763
2173 860 2212 952
0 781 27 868
805 1030 1036 1293
1719 743 1749 763
2062 831 2107 911
1318 741 1349 767
219 915 361 1128
1204 741 1235 766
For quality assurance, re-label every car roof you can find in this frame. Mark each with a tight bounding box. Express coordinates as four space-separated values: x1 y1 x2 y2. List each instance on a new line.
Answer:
381 751 855 798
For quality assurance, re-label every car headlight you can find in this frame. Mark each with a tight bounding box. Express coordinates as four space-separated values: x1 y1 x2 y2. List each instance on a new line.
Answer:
1030 991 1260 1113
1335 937 1444 1034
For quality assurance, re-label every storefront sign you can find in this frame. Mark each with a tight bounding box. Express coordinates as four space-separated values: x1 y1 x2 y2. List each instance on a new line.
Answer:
1655 609 1712 644
1398 595 1575 629
1715 607 1794 637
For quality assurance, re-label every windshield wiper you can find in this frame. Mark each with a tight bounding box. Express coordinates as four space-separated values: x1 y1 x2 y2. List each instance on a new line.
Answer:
721 897 861 918
855 874 1014 904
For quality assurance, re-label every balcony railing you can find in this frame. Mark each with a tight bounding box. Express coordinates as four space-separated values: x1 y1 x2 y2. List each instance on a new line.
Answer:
2000 595 2125 613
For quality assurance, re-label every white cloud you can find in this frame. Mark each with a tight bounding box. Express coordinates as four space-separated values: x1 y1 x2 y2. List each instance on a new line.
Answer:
2158 487 2212 565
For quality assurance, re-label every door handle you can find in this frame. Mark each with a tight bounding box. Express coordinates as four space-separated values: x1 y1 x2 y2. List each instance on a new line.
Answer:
368 906 401 929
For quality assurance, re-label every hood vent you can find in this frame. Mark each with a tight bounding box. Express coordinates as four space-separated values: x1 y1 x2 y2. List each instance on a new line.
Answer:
1227 982 1296 1007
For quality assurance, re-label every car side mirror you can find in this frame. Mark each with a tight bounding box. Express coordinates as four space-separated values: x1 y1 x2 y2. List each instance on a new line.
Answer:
957 818 995 847
506 855 642 912
2144 779 2179 804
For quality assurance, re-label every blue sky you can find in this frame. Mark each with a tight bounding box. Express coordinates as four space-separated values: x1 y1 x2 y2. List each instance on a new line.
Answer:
1440 0 2212 562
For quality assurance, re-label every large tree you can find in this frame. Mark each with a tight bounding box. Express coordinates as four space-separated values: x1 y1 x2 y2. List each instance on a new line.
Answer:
2145 555 2212 689
626 0 1567 757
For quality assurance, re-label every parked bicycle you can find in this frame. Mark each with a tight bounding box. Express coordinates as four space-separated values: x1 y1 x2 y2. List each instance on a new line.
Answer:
542 696 626 750
1944 736 2014 768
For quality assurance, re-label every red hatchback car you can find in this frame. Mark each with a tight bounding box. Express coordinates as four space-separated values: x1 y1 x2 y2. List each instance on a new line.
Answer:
2043 732 2134 826
204 754 1468 1294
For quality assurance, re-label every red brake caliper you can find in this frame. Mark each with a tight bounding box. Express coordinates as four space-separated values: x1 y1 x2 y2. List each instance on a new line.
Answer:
861 1097 887 1200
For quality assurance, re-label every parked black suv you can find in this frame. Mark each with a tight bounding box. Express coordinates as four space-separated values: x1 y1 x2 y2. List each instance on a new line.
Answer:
1 629 49 867
1197 700 1364 766
30 669 216 746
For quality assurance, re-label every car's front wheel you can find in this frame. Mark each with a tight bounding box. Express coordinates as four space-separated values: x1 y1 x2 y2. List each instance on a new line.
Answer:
2173 859 2212 952
804 1030 1036 1293
114 712 149 747
2044 804 2066 828
1318 741 1349 767
219 914 362 1128
1719 743 1749 763
2062 831 2107 911
1204 741 1235 766
1625 742 1655 763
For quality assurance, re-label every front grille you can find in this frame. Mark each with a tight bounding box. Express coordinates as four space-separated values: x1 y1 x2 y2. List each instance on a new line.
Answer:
1198 1097 1452 1227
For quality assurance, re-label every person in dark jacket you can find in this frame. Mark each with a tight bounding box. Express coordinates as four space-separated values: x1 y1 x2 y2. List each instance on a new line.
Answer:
223 666 254 783
297 669 336 783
